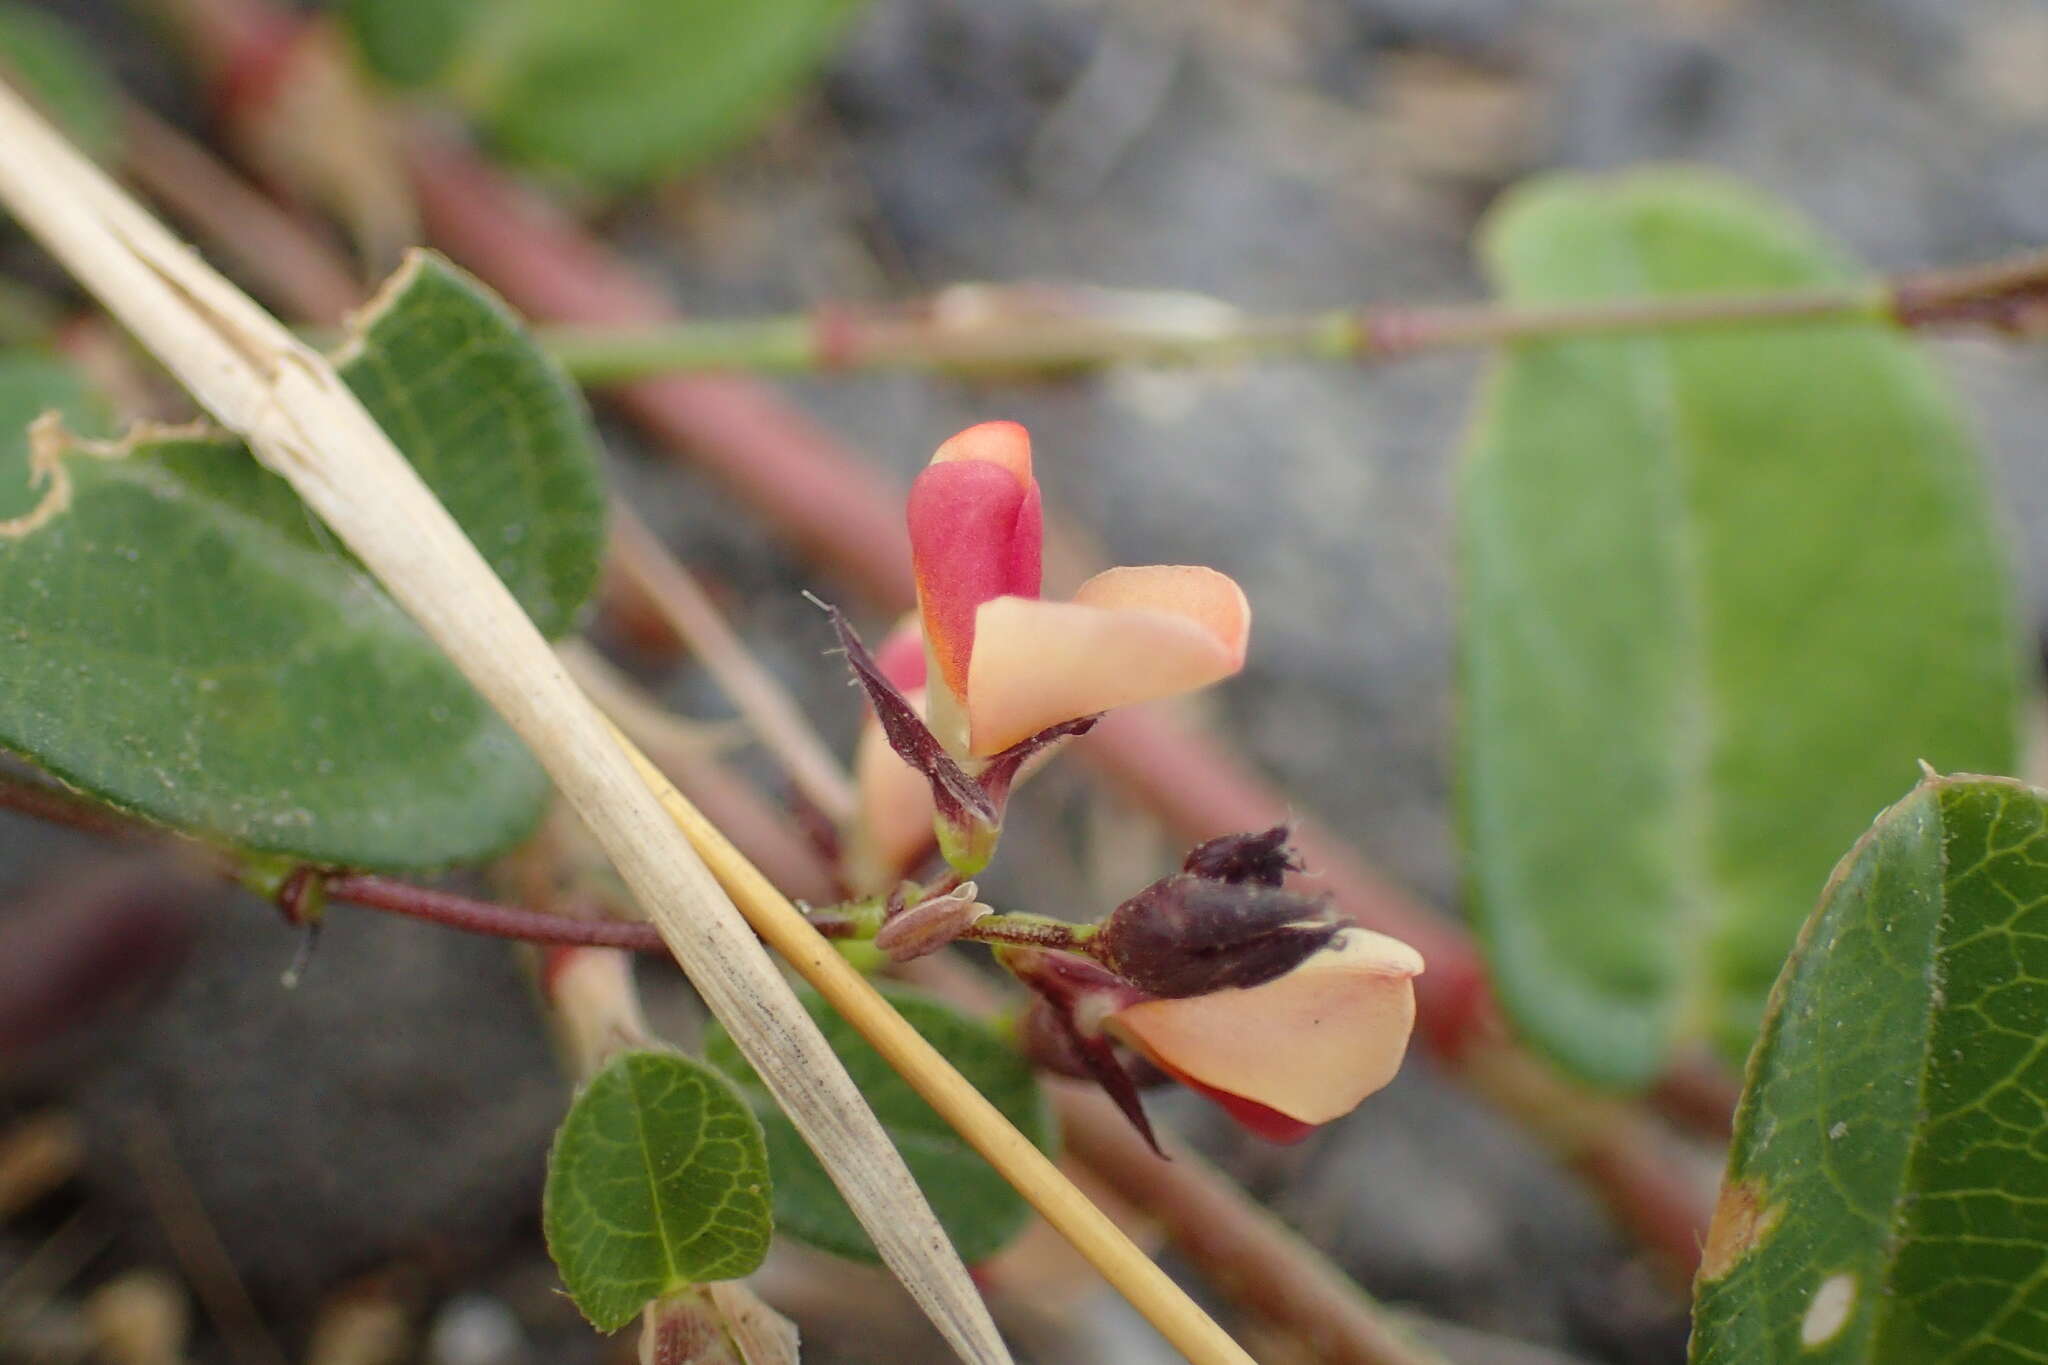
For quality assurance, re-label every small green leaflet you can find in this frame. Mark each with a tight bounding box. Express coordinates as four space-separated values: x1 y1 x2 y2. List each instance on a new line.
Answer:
0 253 606 868
1457 170 2022 1088
339 0 866 186
545 1051 774 1332
706 986 1052 1265
1692 775 2048 1363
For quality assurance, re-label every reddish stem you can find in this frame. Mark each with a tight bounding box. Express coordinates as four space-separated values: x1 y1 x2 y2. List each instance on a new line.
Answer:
0 770 148 841
0 771 677 952
324 874 666 950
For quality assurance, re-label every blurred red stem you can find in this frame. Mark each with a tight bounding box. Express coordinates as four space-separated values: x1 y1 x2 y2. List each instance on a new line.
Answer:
405 135 913 608
1057 1084 1453 1365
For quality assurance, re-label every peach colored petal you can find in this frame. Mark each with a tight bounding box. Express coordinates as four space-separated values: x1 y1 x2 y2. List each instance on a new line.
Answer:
1072 565 1250 660
932 419 1033 483
846 691 939 892
1108 929 1424 1127
962 568 1251 757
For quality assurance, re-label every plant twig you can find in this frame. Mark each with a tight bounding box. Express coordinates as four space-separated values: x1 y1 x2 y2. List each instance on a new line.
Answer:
607 505 858 823
531 261 2045 381
0 767 148 841
0 767 669 951
0 82 1013 1365
559 639 841 904
326 874 665 951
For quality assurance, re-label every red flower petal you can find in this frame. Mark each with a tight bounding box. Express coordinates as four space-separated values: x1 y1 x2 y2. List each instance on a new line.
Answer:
907 422 1042 701
1168 1069 1320 1144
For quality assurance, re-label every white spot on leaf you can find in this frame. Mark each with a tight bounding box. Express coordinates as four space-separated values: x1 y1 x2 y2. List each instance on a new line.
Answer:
1801 1272 1856 1347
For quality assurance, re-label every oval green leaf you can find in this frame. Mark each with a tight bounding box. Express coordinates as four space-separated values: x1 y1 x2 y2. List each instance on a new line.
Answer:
545 1051 773 1332
1692 774 2048 1363
705 986 1051 1266
0 253 605 868
1458 170 2023 1088
445 0 865 186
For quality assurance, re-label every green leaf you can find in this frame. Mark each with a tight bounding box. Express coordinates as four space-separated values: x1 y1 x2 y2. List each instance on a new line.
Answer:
1692 774 2048 1363
340 0 480 88
705 986 1051 1265
337 253 606 638
1457 169 2023 1088
446 0 866 186
545 1051 773 1332
0 254 606 868
0 4 120 159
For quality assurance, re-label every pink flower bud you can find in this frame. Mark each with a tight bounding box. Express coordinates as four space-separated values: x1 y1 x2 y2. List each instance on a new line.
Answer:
908 421 1042 707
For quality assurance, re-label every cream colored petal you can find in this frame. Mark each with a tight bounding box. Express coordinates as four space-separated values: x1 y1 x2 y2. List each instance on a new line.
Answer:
1108 930 1424 1126
964 568 1250 757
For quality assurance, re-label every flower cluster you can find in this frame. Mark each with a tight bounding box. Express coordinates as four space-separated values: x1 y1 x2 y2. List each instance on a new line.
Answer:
828 422 1422 1144
1008 829 1423 1146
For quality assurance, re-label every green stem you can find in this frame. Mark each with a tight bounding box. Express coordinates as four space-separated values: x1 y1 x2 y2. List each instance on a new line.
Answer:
527 252 2048 383
958 913 1094 953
